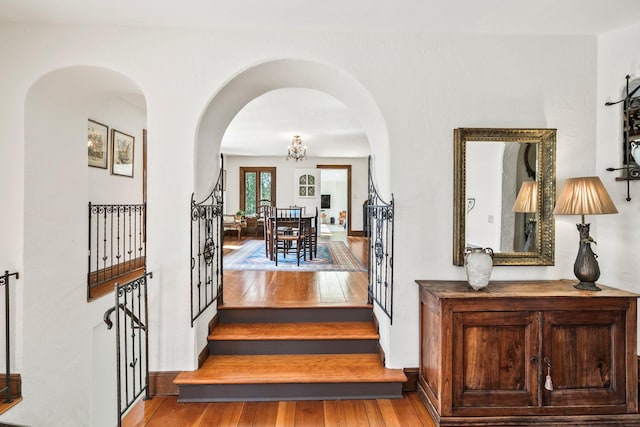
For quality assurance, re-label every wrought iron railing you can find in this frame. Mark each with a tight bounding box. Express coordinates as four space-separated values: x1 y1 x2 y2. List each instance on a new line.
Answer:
190 165 224 326
0 271 18 403
88 203 146 298
104 271 152 427
365 156 394 323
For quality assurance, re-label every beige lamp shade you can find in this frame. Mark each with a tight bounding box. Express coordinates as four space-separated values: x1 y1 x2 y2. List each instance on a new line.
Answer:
512 181 538 213
553 176 618 217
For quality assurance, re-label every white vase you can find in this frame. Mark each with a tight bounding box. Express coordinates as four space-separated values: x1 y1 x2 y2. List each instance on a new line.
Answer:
464 247 494 291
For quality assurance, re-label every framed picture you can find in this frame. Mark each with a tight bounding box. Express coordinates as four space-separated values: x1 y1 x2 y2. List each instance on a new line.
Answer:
111 129 135 177
87 119 109 168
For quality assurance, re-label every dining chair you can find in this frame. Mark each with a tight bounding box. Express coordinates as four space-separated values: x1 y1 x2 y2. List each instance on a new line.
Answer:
255 199 271 237
273 207 306 266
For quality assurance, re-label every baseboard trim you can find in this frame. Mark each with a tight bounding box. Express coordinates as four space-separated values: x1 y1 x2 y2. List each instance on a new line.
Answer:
149 371 179 396
403 368 419 392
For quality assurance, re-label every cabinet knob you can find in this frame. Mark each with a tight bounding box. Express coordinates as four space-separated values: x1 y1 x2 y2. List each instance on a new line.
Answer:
530 356 538 364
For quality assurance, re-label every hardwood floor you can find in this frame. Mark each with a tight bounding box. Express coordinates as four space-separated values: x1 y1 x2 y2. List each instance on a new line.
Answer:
222 236 369 308
122 236 440 425
122 392 436 426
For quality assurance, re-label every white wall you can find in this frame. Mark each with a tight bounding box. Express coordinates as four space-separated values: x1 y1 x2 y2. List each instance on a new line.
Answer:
597 23 640 345
88 98 145 204
0 22 602 425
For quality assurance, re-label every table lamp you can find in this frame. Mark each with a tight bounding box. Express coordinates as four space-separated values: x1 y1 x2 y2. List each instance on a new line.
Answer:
512 181 538 252
553 177 618 291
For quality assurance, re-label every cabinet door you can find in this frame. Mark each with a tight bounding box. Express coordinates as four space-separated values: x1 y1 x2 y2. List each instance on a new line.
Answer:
453 311 539 408
541 310 626 407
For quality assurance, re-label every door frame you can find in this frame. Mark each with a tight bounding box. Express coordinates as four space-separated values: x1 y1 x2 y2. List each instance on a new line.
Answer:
316 164 357 236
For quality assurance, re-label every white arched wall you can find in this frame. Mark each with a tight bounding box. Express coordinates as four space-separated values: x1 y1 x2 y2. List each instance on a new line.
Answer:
195 58 391 200
193 58 394 359
20 66 146 427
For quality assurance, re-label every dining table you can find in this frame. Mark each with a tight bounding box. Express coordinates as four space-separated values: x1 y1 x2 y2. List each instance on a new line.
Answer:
266 212 317 262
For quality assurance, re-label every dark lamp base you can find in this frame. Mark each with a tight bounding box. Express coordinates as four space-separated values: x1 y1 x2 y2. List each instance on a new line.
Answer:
574 281 602 292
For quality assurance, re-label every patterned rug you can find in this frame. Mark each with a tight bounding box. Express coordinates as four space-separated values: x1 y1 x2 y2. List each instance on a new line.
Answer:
223 240 367 272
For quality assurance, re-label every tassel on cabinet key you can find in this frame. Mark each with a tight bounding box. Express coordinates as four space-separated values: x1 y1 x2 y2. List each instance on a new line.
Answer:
544 357 553 391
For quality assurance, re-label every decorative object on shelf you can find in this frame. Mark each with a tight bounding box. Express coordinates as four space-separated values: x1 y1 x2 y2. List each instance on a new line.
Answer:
88 119 109 169
605 75 640 201
111 129 135 177
512 181 538 252
286 135 307 162
553 177 618 291
464 247 494 291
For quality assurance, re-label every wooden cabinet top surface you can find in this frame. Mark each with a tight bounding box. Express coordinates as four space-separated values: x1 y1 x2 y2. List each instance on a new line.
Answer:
416 279 639 299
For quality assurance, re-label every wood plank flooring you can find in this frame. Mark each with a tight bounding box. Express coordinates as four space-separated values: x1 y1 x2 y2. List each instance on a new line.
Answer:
123 236 440 425
222 237 369 308
122 392 436 426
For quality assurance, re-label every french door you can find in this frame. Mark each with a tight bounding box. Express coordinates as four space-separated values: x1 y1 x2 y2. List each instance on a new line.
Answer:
240 167 276 215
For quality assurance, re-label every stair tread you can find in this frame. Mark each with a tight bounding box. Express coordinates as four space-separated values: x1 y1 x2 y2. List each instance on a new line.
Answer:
210 322 379 341
174 354 406 385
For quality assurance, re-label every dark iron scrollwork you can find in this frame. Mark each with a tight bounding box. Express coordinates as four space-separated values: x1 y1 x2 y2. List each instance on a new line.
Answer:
88 202 146 300
0 271 18 404
365 156 394 323
190 158 225 326
103 271 152 427
606 75 640 201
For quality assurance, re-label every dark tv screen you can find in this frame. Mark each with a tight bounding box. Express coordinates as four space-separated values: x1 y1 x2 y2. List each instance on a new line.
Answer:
321 194 331 209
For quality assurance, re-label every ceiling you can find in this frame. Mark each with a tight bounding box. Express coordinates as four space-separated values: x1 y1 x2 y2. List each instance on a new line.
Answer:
221 89 370 158
2 1 640 35
7 1 640 158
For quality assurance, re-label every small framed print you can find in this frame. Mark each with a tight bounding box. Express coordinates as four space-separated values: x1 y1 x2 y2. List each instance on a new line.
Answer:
111 129 135 178
88 119 108 169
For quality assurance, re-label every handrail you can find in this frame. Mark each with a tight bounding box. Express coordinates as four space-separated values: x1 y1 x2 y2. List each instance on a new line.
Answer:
0 271 18 403
104 303 148 331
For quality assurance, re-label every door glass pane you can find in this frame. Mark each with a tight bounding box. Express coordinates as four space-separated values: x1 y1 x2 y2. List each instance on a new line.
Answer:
260 172 272 202
245 172 256 215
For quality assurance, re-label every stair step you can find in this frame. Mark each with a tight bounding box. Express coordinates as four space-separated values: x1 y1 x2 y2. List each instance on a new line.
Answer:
209 322 380 355
217 306 373 323
174 354 406 402
210 321 379 341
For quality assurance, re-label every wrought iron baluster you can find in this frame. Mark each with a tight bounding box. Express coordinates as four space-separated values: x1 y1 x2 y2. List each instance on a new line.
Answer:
0 271 18 403
366 156 394 323
190 159 224 326
104 272 152 426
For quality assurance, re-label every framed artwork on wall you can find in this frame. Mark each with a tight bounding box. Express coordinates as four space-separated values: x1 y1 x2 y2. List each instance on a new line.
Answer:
111 129 135 177
298 173 316 197
87 119 109 169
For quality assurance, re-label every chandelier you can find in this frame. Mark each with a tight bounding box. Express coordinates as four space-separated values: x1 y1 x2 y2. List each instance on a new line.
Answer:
287 135 307 161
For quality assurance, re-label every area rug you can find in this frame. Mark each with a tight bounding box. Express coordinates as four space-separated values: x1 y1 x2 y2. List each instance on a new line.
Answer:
223 240 367 272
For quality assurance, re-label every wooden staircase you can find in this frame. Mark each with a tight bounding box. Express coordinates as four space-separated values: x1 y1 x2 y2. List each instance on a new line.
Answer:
174 305 406 402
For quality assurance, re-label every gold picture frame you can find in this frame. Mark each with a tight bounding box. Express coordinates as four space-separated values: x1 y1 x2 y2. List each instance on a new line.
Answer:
111 129 135 178
88 119 108 169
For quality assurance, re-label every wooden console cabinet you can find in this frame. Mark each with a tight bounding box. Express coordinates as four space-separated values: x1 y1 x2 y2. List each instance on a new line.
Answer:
416 279 640 426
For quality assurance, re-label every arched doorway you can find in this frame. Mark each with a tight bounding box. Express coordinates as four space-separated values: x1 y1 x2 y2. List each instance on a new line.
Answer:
191 57 391 313
24 66 147 427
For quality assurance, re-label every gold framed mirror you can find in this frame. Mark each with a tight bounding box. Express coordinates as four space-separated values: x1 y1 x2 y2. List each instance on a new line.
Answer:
453 128 556 266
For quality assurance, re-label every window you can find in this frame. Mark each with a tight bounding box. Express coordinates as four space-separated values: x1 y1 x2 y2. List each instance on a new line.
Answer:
240 167 276 215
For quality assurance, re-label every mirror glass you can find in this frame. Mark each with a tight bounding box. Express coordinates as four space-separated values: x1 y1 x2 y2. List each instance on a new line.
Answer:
453 128 556 266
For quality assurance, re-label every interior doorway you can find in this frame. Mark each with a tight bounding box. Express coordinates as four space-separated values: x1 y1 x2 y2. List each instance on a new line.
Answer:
317 164 352 240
